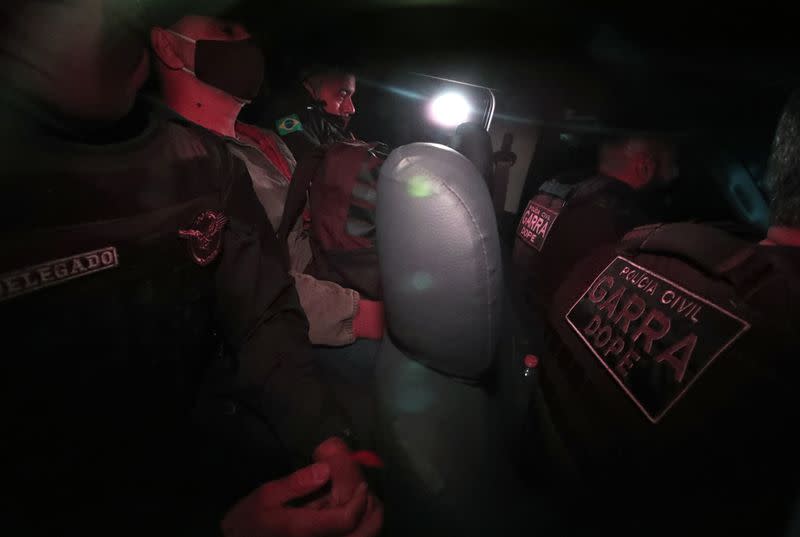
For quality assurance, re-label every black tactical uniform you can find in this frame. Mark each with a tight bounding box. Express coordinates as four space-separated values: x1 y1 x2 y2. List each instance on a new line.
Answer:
268 89 355 163
532 222 800 537
513 173 654 312
0 94 351 536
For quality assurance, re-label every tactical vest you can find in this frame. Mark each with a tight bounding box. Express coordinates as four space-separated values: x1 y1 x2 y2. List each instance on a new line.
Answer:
536 222 800 535
516 175 623 250
0 115 265 534
513 175 648 314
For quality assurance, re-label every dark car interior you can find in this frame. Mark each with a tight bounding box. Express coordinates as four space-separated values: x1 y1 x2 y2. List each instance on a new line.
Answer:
232 3 800 534
163 1 800 534
235 2 795 237
7 0 800 534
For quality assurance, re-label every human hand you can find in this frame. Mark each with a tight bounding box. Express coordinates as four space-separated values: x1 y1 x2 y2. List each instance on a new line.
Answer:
221 461 368 537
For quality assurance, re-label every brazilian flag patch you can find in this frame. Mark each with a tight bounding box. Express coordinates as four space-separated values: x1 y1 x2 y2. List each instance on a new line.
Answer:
276 114 303 135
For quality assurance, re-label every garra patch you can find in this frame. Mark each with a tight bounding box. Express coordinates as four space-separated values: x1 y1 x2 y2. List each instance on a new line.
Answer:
517 200 560 251
565 256 750 423
178 210 228 266
276 114 303 136
0 247 119 303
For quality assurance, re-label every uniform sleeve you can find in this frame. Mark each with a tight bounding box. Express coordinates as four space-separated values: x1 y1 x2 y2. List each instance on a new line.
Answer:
279 130 320 166
274 110 326 164
213 153 352 461
276 130 361 346
291 271 359 346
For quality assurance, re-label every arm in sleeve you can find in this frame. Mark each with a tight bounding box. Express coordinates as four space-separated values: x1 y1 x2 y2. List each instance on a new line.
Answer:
213 155 352 461
287 224 384 345
283 185 359 347
278 129 320 165
291 271 359 346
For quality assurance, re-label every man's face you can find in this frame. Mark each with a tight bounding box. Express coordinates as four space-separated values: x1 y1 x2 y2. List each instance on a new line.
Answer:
6 0 150 120
312 74 357 117
613 139 679 190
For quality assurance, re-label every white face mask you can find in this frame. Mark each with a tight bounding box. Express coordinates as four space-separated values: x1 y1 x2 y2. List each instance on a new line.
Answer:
165 29 198 78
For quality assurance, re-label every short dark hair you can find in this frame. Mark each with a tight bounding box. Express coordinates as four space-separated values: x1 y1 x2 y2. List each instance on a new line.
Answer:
303 66 354 92
763 90 800 228
596 136 673 172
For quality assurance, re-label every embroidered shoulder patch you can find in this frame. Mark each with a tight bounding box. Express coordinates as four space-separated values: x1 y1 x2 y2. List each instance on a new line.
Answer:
516 199 560 251
0 247 119 303
565 256 750 423
276 114 303 136
178 210 228 266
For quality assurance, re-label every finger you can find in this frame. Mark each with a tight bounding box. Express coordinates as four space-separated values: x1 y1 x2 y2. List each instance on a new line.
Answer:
289 483 369 537
313 437 365 506
344 495 384 537
259 462 331 506
326 454 365 506
313 436 351 460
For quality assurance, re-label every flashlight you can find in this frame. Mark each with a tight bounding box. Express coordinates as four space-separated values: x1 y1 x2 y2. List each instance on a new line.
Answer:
429 92 471 128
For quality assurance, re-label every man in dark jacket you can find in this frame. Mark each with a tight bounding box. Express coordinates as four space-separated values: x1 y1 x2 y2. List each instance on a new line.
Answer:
513 136 679 311
150 15 385 348
529 93 800 537
0 1 380 536
269 67 359 162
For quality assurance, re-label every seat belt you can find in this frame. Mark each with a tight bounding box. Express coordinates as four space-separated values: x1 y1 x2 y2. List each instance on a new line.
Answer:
276 146 325 250
492 132 517 217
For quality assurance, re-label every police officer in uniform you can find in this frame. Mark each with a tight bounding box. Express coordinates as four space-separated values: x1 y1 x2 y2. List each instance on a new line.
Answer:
513 136 679 312
149 14 386 349
526 94 800 536
0 1 381 536
267 66 360 163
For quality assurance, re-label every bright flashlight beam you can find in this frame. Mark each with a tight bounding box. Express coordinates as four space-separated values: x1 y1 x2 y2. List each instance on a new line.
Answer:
429 92 471 128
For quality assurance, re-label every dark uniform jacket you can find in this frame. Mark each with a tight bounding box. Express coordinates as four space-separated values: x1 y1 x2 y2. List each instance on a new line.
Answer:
0 95 350 536
513 174 653 312
268 89 355 163
536 222 800 537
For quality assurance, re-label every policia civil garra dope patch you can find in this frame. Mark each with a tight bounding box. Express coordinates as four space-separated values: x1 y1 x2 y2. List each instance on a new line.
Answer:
515 176 629 253
517 199 559 251
565 256 750 423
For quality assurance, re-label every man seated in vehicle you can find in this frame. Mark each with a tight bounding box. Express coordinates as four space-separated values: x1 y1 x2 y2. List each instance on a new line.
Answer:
530 94 800 536
513 135 679 312
150 14 385 350
260 60 385 307
268 65 360 163
0 1 381 535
